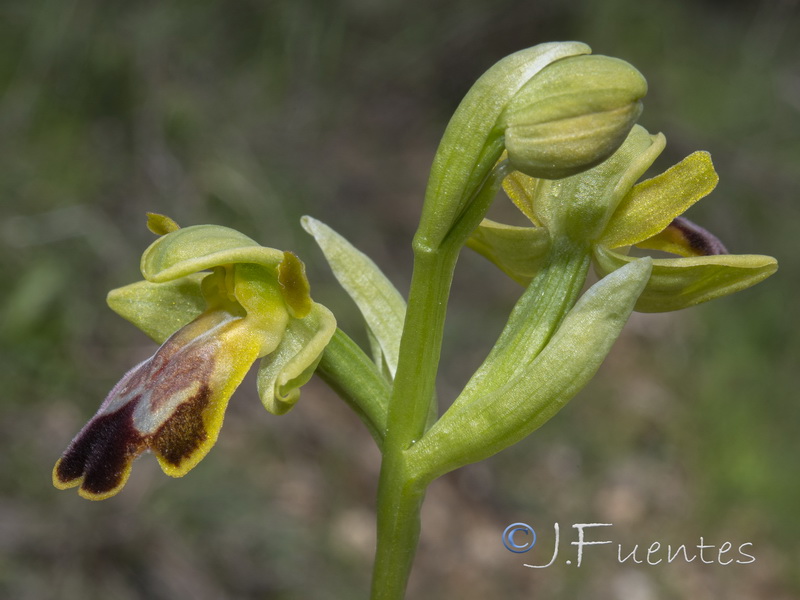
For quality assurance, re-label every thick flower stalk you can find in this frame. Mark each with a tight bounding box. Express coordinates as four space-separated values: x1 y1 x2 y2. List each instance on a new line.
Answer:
53 215 335 500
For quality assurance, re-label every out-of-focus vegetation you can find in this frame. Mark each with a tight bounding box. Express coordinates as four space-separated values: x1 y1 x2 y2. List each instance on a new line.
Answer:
1 1 797 598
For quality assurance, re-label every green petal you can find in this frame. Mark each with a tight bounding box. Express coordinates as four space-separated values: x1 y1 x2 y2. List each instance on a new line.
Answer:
257 303 337 415
600 151 718 249
408 257 652 482
466 218 551 285
141 225 284 283
278 251 313 318
106 274 207 343
301 216 406 379
593 245 778 312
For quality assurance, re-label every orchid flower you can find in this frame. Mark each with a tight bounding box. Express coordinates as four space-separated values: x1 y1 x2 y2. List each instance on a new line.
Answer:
467 125 777 312
53 215 335 500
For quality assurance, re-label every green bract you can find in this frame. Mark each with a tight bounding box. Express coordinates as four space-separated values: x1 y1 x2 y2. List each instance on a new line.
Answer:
469 125 778 311
409 256 653 482
301 216 406 380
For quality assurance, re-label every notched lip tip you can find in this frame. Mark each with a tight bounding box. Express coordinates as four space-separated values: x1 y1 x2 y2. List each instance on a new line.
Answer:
52 458 130 500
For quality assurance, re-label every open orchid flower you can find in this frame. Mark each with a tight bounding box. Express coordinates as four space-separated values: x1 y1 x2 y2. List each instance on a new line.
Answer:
467 125 777 312
53 215 336 500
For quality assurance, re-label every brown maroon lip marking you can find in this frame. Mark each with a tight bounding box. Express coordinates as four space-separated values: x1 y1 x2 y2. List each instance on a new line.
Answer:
670 216 728 256
56 397 146 496
56 384 214 494
55 311 240 498
152 384 212 467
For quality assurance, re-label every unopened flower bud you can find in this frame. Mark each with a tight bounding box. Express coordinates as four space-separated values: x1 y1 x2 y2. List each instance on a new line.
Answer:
501 54 647 179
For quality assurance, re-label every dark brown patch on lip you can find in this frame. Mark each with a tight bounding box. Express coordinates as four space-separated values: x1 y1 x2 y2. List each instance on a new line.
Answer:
55 397 146 496
670 216 728 255
151 384 212 467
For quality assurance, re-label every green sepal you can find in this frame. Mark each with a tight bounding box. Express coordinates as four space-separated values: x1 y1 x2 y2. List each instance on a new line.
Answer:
466 218 551 285
408 257 652 483
301 216 406 379
416 42 590 250
600 151 718 249
106 274 206 343
257 302 337 415
141 225 284 283
593 245 778 312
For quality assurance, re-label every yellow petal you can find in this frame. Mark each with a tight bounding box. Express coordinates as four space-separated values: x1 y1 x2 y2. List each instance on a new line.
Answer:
501 170 545 226
600 151 718 249
593 245 778 312
278 251 313 318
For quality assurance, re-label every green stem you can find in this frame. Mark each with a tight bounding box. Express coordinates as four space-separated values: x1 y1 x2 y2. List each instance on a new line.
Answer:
368 243 457 600
317 328 391 447
369 165 509 600
370 456 426 600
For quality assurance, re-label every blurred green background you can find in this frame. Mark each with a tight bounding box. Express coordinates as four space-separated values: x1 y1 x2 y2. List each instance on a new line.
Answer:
1 0 798 598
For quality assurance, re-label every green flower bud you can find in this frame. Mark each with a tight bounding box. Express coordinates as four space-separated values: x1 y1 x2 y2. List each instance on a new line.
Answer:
501 54 647 179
